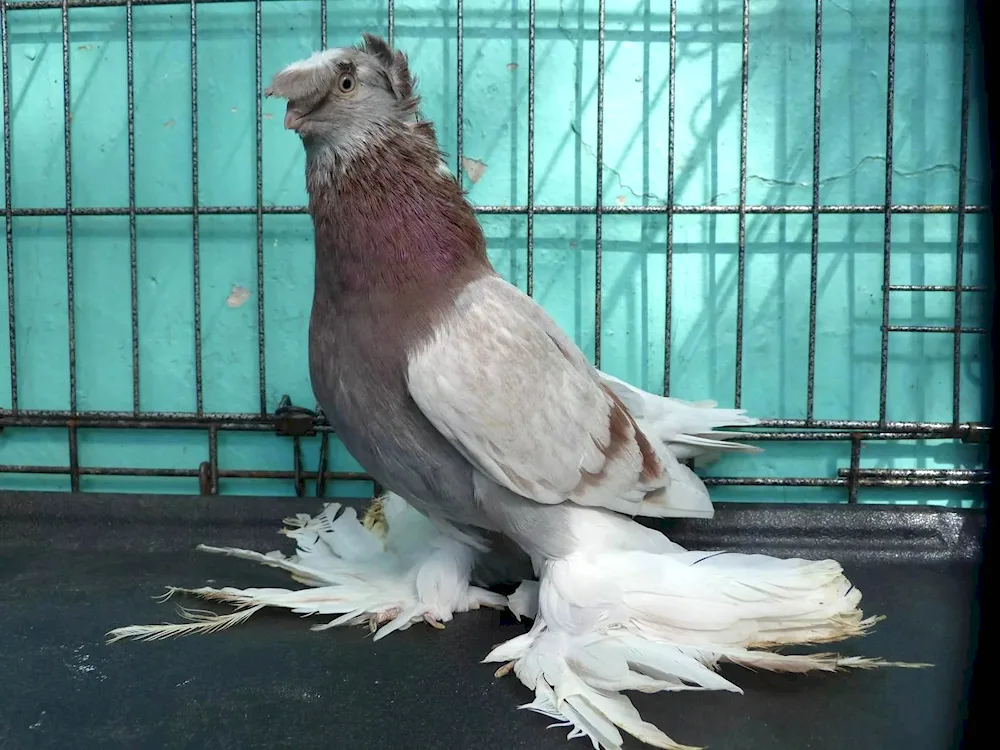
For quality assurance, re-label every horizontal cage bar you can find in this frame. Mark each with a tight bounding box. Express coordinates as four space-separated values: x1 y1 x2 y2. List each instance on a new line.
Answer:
0 203 989 217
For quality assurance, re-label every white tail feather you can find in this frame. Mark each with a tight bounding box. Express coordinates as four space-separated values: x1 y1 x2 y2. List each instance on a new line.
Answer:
490 538 925 750
596 371 760 465
591 372 761 520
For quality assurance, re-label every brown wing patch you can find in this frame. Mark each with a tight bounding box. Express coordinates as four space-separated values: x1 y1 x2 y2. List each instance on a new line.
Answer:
609 387 663 482
538 328 663 494
576 386 663 489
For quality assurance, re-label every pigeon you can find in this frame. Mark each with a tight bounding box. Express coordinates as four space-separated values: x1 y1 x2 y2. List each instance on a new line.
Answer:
271 32 764 565
107 34 921 750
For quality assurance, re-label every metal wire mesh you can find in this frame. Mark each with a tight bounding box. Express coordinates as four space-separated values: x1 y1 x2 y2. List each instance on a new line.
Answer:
0 0 991 501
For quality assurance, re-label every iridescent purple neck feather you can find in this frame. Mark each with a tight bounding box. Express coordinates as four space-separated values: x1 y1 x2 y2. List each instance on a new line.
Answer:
305 122 491 298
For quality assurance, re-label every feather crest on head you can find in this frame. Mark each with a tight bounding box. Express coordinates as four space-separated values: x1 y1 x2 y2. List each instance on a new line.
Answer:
355 33 419 114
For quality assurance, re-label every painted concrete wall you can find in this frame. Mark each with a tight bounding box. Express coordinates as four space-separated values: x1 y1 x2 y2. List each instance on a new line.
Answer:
0 0 989 504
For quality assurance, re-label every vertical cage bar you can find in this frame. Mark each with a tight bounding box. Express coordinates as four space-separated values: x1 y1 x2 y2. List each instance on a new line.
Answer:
733 0 750 408
68 424 80 492
952 9 971 425
208 425 219 494
316 431 328 497
526 0 535 297
62 0 77 413
189 0 203 415
387 0 394 47
847 434 861 503
456 0 464 184
663 0 677 396
806 0 823 423
198 460 211 494
320 0 327 49
1 0 15 412
291 435 305 496
126 0 139 414
254 0 266 416
594 0 606 368
878 0 897 426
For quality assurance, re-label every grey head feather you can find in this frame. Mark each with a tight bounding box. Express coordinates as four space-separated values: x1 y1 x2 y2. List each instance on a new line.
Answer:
357 33 417 105
264 34 419 165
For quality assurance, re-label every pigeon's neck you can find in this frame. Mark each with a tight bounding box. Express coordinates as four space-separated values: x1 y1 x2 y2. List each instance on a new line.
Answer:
306 125 491 300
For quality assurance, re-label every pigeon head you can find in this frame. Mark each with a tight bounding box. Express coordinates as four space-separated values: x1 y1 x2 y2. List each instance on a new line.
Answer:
265 33 418 160
267 35 490 295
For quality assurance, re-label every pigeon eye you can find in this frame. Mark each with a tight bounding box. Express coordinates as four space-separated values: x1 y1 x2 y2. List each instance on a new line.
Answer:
337 73 356 94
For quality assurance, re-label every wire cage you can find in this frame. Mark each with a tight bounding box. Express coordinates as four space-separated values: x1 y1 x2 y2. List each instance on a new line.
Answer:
0 0 992 506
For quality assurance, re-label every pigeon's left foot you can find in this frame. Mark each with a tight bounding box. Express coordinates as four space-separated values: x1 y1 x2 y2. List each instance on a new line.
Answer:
106 494 505 643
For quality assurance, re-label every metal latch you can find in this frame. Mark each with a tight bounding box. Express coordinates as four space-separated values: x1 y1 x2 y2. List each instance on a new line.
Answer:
273 395 318 437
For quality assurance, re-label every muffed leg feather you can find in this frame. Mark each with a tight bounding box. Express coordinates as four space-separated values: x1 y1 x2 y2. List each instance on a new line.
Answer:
487 546 928 750
106 493 924 750
106 495 505 644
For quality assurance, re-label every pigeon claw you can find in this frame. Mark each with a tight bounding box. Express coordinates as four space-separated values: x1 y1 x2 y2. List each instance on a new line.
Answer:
365 607 447 635
423 613 446 630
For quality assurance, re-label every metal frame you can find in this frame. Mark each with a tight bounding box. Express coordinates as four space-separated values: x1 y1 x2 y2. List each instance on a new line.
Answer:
0 0 991 499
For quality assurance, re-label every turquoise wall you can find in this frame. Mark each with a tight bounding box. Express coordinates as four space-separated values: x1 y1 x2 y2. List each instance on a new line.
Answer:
0 0 989 505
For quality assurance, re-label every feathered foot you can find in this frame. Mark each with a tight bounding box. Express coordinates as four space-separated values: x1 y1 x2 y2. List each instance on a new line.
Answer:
106 494 506 644
486 548 929 750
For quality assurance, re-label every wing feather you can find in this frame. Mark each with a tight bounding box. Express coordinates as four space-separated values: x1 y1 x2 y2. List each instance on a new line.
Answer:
406 274 664 516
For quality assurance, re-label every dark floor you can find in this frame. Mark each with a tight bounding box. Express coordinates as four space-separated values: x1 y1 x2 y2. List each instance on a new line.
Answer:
0 492 983 750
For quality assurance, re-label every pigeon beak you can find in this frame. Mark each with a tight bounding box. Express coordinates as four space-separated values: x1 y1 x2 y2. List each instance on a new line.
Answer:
283 105 306 131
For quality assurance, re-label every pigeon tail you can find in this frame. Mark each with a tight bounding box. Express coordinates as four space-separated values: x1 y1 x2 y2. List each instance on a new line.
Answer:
596 371 761 467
